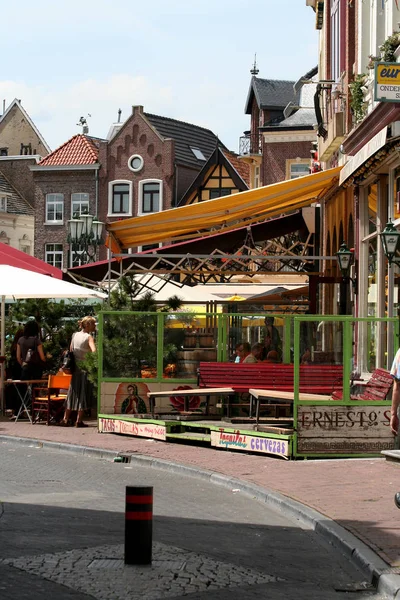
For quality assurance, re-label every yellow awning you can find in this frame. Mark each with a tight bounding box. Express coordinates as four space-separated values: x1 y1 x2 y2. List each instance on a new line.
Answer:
107 166 341 249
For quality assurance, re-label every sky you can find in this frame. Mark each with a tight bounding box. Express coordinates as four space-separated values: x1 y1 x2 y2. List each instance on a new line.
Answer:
1 0 319 154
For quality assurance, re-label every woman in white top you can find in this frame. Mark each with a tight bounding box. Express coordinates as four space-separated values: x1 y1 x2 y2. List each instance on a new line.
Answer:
60 316 96 427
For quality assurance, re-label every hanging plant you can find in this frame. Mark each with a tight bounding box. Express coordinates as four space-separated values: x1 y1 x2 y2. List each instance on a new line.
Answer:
349 74 367 124
379 32 400 62
367 55 380 70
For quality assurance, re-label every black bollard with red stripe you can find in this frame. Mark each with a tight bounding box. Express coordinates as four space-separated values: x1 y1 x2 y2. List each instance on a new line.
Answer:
125 486 153 565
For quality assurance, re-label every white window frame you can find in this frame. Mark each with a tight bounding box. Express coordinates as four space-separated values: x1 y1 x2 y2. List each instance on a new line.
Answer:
70 244 87 268
0 195 7 212
138 179 163 216
45 193 64 224
286 159 310 180
45 243 63 269
71 192 89 217
330 0 340 82
254 165 260 189
137 242 162 252
108 180 133 217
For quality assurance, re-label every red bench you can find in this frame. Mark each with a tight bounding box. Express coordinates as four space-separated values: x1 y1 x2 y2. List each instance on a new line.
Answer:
198 362 343 417
198 362 343 394
331 368 393 401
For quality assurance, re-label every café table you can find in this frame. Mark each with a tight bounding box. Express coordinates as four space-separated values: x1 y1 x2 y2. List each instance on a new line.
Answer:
6 379 47 423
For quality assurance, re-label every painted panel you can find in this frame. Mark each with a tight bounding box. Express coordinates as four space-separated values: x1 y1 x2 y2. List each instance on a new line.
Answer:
99 417 167 440
210 430 290 458
297 405 393 454
100 381 209 415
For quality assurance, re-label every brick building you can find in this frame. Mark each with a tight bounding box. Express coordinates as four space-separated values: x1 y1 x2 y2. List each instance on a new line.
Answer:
32 106 223 267
239 67 318 188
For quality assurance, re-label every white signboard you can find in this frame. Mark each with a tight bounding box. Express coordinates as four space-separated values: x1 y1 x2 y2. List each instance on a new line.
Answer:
99 418 166 441
297 405 393 454
210 430 290 458
375 63 400 102
339 127 387 186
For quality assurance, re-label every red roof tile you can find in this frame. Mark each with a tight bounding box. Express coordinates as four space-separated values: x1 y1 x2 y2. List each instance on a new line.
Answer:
38 134 99 166
222 150 250 187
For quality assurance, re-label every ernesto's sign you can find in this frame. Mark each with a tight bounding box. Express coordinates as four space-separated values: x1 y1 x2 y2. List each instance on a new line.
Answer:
297 405 393 455
375 62 400 102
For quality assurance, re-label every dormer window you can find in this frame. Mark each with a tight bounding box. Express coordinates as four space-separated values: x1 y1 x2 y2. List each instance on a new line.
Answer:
0 196 7 212
190 147 206 161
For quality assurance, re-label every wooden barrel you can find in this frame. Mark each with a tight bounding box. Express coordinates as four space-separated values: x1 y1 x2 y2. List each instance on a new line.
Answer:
197 333 215 348
184 333 196 348
176 349 217 378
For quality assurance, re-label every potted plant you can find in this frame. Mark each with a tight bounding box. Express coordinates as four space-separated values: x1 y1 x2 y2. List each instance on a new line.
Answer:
349 74 368 124
380 32 400 62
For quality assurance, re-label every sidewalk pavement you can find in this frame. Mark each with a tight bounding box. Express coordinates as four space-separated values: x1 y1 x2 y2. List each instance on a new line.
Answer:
2 417 400 597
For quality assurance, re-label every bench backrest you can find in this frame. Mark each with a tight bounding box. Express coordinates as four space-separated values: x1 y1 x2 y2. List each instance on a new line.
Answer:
360 368 393 401
198 362 342 393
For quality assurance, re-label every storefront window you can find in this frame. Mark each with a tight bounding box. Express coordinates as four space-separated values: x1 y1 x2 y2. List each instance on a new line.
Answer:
368 183 377 231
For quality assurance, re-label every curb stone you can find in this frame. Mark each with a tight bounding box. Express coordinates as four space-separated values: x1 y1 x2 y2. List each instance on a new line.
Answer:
0 434 399 598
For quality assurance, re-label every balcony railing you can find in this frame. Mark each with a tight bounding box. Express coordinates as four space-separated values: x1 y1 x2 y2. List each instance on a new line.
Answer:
239 134 261 156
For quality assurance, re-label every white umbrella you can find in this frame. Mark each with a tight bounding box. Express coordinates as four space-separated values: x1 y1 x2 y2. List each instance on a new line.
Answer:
0 265 107 412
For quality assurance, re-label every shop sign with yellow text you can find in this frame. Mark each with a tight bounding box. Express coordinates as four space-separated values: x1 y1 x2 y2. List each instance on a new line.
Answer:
375 62 400 102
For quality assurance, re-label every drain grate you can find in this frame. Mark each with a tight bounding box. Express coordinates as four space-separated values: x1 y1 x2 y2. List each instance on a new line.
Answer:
334 581 375 592
113 453 132 463
89 559 125 569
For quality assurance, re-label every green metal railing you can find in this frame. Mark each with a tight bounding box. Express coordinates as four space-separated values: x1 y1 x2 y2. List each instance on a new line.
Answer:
96 311 400 414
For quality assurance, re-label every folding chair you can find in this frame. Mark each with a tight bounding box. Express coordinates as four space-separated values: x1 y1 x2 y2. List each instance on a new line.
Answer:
32 373 72 425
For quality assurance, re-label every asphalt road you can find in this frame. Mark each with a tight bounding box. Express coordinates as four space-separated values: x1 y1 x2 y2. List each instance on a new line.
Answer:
0 445 384 599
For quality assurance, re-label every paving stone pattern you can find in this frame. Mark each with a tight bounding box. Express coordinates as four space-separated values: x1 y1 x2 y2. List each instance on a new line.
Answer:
2 542 278 600
1 420 399 567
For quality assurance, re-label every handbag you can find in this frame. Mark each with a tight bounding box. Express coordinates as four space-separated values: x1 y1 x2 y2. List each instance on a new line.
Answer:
61 350 75 374
61 334 76 374
23 338 42 366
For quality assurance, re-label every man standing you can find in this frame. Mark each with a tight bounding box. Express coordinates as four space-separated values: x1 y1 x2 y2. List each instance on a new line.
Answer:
390 348 400 436
261 317 282 361
389 348 400 508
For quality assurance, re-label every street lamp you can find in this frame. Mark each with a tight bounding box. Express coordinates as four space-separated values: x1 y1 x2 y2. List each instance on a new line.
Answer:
336 241 357 301
336 241 354 278
380 221 400 266
67 211 104 263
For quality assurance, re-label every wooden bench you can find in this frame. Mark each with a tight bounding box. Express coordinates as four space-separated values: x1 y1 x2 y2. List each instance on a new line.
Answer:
249 389 331 424
198 362 343 417
147 387 234 416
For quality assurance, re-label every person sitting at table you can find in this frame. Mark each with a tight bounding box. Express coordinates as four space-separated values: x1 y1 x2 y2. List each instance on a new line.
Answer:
242 342 263 363
263 350 279 363
234 342 251 363
16 320 46 381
